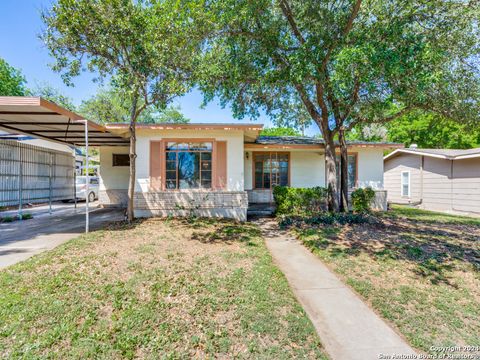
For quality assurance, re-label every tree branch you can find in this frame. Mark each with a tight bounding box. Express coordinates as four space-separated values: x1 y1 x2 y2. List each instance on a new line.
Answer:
347 105 413 131
321 0 362 72
342 75 360 121
278 0 305 44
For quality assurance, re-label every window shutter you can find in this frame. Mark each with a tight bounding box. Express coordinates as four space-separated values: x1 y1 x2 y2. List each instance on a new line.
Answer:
215 141 227 189
150 141 163 191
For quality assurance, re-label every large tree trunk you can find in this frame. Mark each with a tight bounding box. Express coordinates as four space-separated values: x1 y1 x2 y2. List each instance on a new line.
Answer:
127 97 138 222
324 131 339 212
338 127 349 212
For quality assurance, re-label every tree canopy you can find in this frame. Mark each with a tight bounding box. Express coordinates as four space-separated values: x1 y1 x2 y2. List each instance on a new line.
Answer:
260 127 302 137
0 57 26 96
27 82 76 111
349 111 480 149
78 85 190 124
199 0 480 210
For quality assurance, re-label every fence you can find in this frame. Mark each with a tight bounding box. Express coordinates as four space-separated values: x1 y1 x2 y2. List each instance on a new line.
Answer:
0 140 75 209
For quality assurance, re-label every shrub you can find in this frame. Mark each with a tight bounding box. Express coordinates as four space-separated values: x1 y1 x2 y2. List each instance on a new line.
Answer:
351 187 376 213
22 213 33 220
273 186 327 215
1 216 14 223
278 212 375 228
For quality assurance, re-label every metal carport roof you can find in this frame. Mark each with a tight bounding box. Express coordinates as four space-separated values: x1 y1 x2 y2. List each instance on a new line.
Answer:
0 96 129 147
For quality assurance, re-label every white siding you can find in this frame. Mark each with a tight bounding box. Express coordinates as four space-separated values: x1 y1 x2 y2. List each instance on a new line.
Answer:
355 147 385 189
290 151 325 187
99 146 130 191
245 147 383 190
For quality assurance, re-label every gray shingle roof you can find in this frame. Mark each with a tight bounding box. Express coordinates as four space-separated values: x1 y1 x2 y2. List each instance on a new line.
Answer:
385 147 480 160
254 136 402 147
405 148 480 157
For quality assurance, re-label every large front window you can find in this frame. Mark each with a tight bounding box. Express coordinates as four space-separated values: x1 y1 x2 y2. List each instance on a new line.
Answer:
254 152 289 189
165 142 212 189
336 154 357 189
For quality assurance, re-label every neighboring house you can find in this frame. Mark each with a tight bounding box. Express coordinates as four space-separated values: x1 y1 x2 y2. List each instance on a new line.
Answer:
384 146 480 214
98 123 402 220
0 131 73 153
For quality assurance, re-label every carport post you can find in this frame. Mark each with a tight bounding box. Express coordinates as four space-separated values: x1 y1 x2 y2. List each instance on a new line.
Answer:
18 146 23 220
74 164 77 210
84 120 90 233
49 153 53 215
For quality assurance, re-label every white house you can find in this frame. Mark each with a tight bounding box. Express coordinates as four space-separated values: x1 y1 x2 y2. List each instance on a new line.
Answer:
98 123 402 220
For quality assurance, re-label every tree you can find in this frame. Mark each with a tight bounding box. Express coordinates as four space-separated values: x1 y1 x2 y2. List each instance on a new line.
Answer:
79 86 190 124
0 58 26 96
27 82 76 111
261 127 302 136
42 0 205 221
386 112 480 149
349 111 480 149
155 104 190 124
200 0 479 211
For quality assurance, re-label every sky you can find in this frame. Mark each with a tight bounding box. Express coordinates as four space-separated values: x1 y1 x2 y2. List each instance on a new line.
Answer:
0 0 320 135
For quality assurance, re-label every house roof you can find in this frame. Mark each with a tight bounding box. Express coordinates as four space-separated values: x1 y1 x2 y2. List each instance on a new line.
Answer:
246 136 403 149
0 96 129 147
105 122 263 131
384 147 480 161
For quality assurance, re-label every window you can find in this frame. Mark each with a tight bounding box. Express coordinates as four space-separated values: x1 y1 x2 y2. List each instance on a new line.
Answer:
401 171 410 197
112 154 130 167
254 152 289 189
335 154 357 189
90 178 99 185
165 142 212 189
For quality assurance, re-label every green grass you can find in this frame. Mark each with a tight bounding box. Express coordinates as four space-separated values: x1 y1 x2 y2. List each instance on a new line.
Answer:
0 218 326 359
385 204 480 226
294 206 480 354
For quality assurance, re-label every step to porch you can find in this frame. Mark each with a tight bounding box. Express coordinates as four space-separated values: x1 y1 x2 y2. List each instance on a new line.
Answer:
247 203 276 217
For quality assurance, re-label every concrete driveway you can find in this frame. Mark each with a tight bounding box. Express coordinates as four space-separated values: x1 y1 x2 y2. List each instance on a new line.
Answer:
0 204 124 269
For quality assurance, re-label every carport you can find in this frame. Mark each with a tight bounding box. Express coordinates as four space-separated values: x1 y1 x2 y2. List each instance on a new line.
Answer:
0 96 129 232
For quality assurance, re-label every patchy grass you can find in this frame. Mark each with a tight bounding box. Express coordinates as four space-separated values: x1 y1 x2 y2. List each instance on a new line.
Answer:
294 206 480 353
0 218 326 359
386 204 480 226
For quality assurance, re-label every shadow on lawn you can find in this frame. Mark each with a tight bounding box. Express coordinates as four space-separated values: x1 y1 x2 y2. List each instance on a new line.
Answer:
190 220 262 246
301 217 480 287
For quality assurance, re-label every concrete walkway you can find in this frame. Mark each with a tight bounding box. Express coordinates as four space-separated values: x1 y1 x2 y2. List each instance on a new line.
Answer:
0 207 124 269
256 218 417 360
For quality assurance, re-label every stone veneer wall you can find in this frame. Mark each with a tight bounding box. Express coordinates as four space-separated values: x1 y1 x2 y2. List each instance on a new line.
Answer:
134 191 248 221
99 189 128 208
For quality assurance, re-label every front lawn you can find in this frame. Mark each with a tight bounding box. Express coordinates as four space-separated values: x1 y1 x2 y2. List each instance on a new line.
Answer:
0 219 326 359
293 206 480 353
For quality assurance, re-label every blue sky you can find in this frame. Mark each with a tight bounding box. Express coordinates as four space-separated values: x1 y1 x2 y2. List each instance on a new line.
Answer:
0 0 320 135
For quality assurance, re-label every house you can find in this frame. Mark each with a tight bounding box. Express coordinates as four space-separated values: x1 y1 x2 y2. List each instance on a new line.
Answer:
384 146 480 214
99 123 402 220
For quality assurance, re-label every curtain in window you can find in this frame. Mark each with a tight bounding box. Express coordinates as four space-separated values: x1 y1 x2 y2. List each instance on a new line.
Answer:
165 142 212 189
